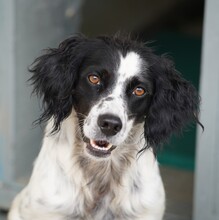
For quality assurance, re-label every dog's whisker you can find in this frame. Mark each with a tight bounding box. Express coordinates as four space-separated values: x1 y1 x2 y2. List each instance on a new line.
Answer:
77 112 87 119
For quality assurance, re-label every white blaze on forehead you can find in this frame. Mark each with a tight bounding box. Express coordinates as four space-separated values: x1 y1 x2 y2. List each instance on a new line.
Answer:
117 52 142 79
111 51 143 97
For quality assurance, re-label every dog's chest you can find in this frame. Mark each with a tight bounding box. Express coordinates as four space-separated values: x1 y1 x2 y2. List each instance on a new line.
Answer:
69 159 146 219
71 180 141 219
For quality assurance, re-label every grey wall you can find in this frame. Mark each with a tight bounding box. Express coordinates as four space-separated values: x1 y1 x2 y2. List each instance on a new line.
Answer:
194 0 219 219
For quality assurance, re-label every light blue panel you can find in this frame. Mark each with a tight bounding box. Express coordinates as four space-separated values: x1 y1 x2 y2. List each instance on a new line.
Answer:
194 0 219 220
13 0 83 180
0 0 83 209
0 0 15 182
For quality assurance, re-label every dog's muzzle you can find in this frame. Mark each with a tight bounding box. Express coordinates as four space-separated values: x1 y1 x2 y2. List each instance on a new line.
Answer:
85 114 122 158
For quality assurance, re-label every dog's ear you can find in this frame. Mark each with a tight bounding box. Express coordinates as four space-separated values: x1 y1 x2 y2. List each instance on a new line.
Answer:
29 35 86 132
144 55 201 150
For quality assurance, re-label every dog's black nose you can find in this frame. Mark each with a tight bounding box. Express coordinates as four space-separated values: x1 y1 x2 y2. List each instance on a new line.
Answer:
98 114 122 136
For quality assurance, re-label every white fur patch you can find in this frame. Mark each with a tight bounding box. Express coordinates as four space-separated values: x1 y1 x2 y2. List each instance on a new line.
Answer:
117 52 142 79
111 52 143 98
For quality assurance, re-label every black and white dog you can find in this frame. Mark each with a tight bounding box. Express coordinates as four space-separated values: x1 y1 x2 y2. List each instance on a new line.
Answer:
9 35 201 220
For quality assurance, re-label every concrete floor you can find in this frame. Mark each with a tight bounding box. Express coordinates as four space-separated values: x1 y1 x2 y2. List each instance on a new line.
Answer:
0 166 194 220
161 166 194 220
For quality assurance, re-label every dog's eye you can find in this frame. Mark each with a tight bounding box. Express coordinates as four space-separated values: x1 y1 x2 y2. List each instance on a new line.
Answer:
132 87 145 97
88 75 100 85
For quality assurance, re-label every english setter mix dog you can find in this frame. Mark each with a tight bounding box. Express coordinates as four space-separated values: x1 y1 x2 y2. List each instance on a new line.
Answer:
9 35 201 220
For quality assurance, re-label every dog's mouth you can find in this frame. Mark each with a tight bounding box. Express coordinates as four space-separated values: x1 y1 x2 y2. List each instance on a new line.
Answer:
86 139 116 158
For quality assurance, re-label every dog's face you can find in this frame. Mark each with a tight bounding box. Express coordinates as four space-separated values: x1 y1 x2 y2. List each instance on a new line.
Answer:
30 35 200 158
74 51 153 158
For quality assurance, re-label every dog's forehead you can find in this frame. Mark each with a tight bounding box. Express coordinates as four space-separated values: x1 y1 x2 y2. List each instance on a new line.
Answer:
117 51 143 79
109 51 144 98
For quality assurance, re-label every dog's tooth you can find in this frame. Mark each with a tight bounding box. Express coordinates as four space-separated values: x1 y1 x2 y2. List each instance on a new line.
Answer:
106 144 112 150
89 139 113 151
90 139 96 147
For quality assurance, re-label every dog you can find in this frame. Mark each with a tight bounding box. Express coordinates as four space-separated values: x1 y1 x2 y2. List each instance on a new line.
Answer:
8 34 201 220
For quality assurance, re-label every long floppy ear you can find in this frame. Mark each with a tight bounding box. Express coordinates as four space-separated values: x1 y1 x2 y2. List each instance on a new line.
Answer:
29 35 87 132
144 55 201 151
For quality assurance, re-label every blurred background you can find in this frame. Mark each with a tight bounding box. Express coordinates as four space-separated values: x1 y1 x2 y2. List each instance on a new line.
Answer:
0 0 218 219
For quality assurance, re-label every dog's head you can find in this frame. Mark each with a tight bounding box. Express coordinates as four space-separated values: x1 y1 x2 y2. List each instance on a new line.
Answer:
30 35 201 159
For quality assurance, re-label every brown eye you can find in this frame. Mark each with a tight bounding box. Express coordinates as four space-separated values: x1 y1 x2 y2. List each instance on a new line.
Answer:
133 87 146 97
88 75 100 85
